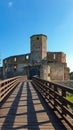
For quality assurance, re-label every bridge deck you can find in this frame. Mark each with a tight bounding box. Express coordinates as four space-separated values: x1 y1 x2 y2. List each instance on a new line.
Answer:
0 81 67 130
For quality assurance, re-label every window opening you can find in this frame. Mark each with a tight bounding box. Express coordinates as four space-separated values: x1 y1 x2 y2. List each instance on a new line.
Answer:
53 54 56 59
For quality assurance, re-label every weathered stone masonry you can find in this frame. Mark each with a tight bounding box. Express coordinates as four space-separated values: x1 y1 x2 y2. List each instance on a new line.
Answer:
3 34 70 80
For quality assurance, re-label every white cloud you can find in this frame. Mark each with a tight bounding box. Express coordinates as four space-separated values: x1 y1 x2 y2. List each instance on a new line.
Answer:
8 1 13 7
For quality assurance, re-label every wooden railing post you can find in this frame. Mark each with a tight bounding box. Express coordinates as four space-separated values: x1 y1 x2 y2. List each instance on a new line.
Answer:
32 77 73 129
0 76 25 102
48 82 52 102
54 85 58 110
62 90 67 116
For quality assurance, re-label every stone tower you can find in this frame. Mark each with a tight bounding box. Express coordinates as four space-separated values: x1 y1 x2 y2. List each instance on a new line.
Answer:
30 34 47 64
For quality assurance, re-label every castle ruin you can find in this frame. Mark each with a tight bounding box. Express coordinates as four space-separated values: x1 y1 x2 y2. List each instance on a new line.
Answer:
3 34 70 80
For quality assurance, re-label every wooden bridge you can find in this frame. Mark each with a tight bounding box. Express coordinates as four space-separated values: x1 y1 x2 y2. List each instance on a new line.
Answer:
0 76 73 130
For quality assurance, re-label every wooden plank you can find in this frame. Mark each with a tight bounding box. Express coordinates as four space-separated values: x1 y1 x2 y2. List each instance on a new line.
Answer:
0 81 67 130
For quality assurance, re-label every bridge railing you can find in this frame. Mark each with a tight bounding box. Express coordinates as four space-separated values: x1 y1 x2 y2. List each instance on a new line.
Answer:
0 76 25 102
32 76 73 129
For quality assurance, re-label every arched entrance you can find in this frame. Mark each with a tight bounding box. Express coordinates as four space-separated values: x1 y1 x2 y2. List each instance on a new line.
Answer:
29 67 40 79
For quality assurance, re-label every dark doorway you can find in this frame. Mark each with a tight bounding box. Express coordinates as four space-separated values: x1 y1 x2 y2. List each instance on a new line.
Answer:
29 68 40 79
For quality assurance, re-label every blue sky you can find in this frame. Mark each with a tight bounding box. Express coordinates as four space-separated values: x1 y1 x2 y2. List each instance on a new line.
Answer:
0 0 73 71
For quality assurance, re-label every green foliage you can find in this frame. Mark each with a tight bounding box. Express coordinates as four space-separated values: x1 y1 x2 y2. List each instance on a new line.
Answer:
67 94 73 102
69 72 73 80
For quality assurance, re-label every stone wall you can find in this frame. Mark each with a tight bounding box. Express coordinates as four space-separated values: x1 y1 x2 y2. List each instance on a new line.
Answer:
47 52 66 63
3 54 30 78
48 62 64 80
30 34 47 63
40 65 50 81
2 34 70 81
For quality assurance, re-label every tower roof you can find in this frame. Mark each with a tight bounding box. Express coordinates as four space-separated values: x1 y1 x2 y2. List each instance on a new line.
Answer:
30 34 47 39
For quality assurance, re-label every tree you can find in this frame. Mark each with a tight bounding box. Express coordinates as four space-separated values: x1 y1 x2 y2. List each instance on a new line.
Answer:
69 72 73 80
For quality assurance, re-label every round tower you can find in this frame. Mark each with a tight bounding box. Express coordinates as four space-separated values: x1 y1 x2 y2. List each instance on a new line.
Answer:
30 34 47 64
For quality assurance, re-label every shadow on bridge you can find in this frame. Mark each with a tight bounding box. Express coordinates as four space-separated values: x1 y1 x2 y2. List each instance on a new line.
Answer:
0 81 67 130
1 82 24 130
0 83 19 107
30 82 67 130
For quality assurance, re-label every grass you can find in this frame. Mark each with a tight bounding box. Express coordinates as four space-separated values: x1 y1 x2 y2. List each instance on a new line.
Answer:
66 94 73 102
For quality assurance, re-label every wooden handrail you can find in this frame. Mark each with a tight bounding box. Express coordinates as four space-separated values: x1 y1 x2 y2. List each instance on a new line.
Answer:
32 76 73 129
0 76 25 102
